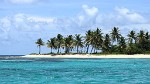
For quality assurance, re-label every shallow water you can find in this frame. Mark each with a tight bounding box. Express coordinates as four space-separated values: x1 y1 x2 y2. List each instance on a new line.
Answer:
0 58 150 84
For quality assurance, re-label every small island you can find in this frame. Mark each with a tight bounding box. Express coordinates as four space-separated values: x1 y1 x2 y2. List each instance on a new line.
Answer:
23 27 150 58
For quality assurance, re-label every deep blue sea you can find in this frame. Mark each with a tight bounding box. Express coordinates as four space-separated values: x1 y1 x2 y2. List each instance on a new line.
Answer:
0 57 150 84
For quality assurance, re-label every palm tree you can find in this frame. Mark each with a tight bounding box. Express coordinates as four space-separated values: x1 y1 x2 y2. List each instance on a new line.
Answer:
127 30 137 44
47 40 52 54
145 32 150 40
89 31 96 53
93 28 103 53
85 30 92 53
56 34 63 54
110 27 121 45
85 28 103 54
137 30 145 43
138 31 150 51
35 38 44 54
102 34 111 53
118 36 126 53
47 37 57 54
74 34 84 53
64 35 74 53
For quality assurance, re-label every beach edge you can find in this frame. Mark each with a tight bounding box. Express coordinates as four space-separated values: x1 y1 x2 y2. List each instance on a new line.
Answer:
21 54 150 58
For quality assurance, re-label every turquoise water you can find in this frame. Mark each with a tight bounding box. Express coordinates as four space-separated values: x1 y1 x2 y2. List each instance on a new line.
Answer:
0 58 150 84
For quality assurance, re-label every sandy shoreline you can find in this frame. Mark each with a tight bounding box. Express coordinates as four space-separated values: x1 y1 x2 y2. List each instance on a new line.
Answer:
21 54 150 58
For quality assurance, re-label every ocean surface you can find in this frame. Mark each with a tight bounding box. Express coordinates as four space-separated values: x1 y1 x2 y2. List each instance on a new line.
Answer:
0 57 150 84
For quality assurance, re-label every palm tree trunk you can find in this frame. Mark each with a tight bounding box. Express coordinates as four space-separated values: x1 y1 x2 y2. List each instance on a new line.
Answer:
65 47 68 53
68 47 70 53
51 47 52 54
57 48 59 54
94 49 96 53
57 44 60 54
90 46 93 54
86 45 89 53
135 38 137 44
131 39 133 44
60 48 61 53
77 46 79 53
67 47 69 53
111 41 114 46
39 46 41 55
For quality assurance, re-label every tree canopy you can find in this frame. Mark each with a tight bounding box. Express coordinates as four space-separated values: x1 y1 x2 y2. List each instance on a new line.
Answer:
35 27 150 55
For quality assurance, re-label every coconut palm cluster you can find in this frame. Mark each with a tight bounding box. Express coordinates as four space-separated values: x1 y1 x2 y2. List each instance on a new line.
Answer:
35 27 150 55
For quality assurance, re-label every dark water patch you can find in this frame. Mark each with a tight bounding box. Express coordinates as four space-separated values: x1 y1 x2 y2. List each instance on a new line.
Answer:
0 55 24 58
34 58 65 62
0 68 27 71
0 58 66 63
0 60 35 63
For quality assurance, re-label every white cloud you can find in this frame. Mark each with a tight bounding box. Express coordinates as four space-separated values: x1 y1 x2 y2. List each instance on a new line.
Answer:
0 13 58 45
82 5 99 16
5 0 41 4
75 5 148 32
0 17 11 29
0 5 148 40
71 5 99 30
11 13 56 31
120 24 150 32
27 16 54 23
14 13 26 23
95 7 148 28
115 7 146 23
1 5 146 37
12 13 55 24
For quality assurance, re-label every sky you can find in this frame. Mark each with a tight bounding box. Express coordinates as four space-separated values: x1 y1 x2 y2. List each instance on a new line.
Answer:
0 0 150 55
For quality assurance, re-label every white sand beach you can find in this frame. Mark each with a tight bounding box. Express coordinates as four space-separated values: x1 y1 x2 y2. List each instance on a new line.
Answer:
22 54 150 58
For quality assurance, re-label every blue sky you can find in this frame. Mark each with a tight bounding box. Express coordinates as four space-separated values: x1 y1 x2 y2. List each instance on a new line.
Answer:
0 0 150 55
